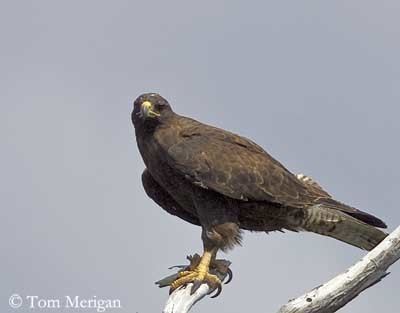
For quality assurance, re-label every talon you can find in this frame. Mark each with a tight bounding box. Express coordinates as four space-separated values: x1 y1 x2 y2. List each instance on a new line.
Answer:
224 268 233 284
210 285 222 298
191 280 203 295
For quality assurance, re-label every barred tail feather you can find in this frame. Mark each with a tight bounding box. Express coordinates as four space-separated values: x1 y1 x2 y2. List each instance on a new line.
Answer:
300 205 388 251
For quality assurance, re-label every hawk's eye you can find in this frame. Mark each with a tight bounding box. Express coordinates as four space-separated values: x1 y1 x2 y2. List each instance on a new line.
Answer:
154 102 166 110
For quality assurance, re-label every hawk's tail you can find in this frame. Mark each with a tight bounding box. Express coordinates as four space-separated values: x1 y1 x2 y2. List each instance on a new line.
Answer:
297 205 388 251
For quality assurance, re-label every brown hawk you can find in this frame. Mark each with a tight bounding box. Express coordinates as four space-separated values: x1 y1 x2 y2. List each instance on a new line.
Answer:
132 93 387 295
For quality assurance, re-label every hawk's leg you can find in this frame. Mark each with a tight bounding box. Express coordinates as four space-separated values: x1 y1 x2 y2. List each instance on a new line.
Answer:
167 223 239 297
169 247 229 297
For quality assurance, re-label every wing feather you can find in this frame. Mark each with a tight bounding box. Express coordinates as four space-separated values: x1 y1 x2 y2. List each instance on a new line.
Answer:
166 128 316 207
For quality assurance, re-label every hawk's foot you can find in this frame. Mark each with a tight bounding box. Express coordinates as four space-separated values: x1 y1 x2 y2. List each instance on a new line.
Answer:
185 254 233 284
171 267 222 297
156 252 232 298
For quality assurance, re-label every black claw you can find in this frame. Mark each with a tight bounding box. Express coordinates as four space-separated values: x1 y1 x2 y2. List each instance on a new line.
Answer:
207 285 217 296
190 280 203 295
169 284 184 295
224 268 233 284
210 285 222 298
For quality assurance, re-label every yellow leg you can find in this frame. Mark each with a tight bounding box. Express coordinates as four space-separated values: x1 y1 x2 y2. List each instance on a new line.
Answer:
170 248 221 294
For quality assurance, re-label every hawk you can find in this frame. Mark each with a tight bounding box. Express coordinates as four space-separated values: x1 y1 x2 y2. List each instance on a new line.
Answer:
132 93 387 295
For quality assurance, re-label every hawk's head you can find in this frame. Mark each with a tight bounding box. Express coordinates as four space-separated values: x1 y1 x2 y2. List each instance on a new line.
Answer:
132 93 173 129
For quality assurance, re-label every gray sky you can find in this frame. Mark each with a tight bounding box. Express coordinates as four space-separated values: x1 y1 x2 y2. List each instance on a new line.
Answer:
1 1 399 312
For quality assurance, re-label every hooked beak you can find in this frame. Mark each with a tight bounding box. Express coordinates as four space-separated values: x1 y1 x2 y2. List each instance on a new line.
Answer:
140 101 160 119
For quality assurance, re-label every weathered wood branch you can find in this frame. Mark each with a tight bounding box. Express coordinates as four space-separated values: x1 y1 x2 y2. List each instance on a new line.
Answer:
162 282 210 313
278 225 400 313
160 226 400 313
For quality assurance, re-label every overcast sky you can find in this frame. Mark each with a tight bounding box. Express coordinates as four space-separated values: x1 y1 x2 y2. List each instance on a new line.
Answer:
1 1 399 312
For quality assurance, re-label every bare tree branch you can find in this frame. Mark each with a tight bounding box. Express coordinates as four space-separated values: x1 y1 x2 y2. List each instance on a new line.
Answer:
278 225 400 313
162 283 210 313
160 226 400 313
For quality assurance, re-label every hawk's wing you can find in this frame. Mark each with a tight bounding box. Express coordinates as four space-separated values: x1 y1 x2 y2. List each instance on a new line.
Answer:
165 124 386 228
141 169 200 226
166 128 320 207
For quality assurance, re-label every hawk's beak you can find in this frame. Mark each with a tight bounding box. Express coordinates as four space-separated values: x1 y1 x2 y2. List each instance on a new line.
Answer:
141 101 160 119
